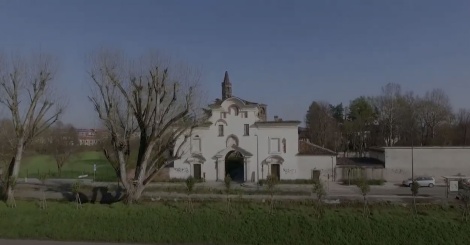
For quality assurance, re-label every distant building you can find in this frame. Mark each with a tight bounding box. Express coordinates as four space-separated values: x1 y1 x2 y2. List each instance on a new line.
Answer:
76 128 105 146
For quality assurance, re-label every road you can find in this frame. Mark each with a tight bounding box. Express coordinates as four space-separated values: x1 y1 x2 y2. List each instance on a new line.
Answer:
12 178 453 204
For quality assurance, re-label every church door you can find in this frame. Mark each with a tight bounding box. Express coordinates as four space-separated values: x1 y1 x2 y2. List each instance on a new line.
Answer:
194 164 202 180
271 164 280 180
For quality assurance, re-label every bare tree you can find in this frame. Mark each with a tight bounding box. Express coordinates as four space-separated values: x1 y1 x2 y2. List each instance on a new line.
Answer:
356 177 370 217
39 173 48 209
415 89 453 145
88 50 203 203
0 53 63 201
224 174 232 213
265 174 278 213
374 83 402 146
456 109 470 145
0 119 15 178
72 180 82 209
46 121 78 176
185 176 196 213
312 180 326 218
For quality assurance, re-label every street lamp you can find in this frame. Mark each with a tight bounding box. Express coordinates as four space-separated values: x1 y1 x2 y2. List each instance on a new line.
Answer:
411 132 414 183
255 134 259 185
331 156 334 181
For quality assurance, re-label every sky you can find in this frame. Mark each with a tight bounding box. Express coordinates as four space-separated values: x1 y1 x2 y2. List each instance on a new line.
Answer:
0 0 469 128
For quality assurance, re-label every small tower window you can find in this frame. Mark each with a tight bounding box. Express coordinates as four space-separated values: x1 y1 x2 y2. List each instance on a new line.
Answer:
244 124 249 136
282 138 286 153
218 125 224 136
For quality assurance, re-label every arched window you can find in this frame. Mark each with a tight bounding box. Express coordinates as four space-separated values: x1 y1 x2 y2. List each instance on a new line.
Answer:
226 135 239 147
192 136 201 153
228 105 239 116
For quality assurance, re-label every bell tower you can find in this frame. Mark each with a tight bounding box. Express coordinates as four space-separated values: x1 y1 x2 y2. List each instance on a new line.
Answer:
221 71 232 100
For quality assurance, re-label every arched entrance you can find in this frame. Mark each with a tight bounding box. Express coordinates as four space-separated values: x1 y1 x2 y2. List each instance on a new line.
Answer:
225 151 244 182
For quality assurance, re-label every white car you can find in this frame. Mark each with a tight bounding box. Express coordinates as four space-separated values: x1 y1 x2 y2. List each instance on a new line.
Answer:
402 176 435 187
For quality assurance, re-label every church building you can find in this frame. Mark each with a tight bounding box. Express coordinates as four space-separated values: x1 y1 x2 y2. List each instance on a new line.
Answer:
170 72 337 182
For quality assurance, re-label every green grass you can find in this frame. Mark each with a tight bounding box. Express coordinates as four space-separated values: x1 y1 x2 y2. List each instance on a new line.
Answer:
19 151 117 182
0 201 469 244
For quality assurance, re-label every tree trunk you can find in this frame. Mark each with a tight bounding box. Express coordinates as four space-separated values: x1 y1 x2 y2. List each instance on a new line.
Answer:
4 183 14 203
57 166 62 177
464 127 468 146
122 184 145 204
11 141 23 178
4 142 24 201
363 195 368 217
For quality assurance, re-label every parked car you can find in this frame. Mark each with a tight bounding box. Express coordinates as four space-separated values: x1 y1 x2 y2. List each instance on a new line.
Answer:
402 176 435 187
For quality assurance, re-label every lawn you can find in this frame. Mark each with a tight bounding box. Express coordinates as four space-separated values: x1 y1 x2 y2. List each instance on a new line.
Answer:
19 151 117 182
0 201 469 244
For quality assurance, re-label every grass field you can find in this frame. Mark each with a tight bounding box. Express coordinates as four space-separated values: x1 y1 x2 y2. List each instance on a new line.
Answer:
19 151 117 181
0 201 469 244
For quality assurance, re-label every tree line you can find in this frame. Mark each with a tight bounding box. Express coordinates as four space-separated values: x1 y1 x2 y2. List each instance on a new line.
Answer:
305 83 470 156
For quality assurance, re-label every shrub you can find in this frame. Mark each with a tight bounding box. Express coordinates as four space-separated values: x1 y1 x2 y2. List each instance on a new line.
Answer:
167 178 203 183
185 176 196 194
342 179 385 186
224 174 232 194
258 179 316 185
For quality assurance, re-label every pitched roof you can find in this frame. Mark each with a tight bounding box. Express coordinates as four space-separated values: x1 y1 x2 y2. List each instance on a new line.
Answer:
336 157 385 167
223 71 230 84
208 97 263 108
297 140 337 156
186 153 206 162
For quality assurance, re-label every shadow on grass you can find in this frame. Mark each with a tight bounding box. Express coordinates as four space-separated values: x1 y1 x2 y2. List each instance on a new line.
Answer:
50 183 124 204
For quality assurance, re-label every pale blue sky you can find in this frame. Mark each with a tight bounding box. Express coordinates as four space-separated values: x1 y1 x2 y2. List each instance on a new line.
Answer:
1 0 469 127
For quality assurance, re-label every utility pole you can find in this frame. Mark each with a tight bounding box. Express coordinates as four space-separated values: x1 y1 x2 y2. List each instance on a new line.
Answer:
411 138 414 182
93 163 97 182
255 134 259 186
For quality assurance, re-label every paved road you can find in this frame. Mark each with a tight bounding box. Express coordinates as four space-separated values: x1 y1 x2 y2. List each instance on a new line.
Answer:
0 240 149 245
13 178 454 203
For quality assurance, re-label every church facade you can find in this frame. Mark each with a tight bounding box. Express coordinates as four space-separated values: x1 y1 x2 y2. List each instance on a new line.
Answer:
169 72 337 182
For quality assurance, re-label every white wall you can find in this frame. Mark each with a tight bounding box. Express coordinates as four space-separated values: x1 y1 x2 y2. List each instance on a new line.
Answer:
297 155 336 181
256 127 299 180
374 147 470 182
171 97 301 182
